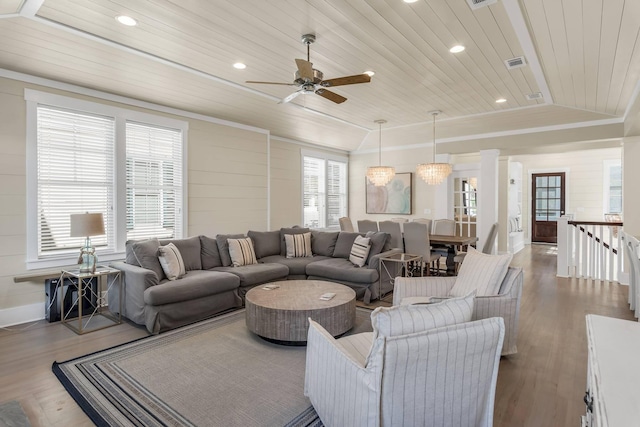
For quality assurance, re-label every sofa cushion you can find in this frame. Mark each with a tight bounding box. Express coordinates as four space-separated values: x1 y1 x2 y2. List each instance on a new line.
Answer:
259 254 330 276
228 237 258 267
144 270 239 306
311 230 339 257
285 232 313 258
213 263 288 287
200 235 222 269
450 247 513 297
349 235 371 267
365 231 389 263
370 292 475 339
279 227 310 256
247 230 281 259
159 236 202 271
306 258 379 284
333 232 362 259
158 243 186 280
125 238 165 281
216 234 245 267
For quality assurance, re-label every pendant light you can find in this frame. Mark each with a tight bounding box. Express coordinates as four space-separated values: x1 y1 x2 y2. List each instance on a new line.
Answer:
366 119 395 186
416 110 452 185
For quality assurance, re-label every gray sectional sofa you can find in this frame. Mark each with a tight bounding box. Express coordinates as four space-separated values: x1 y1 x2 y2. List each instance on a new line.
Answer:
110 227 399 333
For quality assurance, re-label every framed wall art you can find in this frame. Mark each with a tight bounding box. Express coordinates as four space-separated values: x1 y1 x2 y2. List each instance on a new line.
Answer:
366 172 412 214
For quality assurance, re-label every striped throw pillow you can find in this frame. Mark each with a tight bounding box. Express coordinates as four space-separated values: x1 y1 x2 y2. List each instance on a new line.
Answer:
157 243 186 281
285 232 312 258
349 235 371 267
228 237 258 267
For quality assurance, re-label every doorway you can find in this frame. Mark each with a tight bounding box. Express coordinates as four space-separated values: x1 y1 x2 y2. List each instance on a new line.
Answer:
532 172 565 243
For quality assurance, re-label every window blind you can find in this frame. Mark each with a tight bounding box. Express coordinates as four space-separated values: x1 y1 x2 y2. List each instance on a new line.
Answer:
36 106 115 257
327 160 347 228
126 122 183 240
303 156 325 228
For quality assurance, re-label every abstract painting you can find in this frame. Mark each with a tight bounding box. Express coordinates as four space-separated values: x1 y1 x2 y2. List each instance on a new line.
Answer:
366 172 412 214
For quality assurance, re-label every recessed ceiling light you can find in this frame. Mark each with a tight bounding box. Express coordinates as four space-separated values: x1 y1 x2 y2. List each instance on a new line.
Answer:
233 63 247 70
496 98 507 103
115 15 137 26
449 45 465 53
403 0 419 3
364 70 375 77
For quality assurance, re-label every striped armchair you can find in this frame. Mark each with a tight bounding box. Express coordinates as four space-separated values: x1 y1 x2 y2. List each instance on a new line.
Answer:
304 315 505 427
392 266 523 355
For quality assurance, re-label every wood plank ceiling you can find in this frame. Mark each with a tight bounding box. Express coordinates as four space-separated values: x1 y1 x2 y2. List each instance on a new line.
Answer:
0 0 637 153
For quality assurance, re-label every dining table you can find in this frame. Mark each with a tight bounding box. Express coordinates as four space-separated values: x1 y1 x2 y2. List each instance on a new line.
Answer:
429 234 478 275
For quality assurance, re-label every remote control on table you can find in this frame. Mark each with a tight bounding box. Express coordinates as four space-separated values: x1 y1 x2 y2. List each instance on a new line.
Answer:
320 292 336 301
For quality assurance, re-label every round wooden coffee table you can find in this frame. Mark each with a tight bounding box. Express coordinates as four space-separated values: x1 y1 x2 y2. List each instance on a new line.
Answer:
245 280 356 344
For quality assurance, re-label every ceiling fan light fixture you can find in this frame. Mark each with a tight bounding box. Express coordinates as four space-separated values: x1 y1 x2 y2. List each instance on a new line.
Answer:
367 119 395 187
115 15 137 26
416 111 452 185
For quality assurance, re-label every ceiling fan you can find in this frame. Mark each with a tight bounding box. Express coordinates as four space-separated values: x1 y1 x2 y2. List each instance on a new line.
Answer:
246 34 371 104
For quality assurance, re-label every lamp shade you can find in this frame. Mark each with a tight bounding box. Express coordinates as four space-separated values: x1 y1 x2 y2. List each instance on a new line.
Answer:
70 213 105 237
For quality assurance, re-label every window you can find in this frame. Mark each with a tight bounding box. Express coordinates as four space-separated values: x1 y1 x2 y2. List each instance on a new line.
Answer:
26 90 187 268
302 151 348 229
603 160 622 215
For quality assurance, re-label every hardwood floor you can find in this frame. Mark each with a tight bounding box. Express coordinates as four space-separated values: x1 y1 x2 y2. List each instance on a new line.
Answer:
0 244 634 426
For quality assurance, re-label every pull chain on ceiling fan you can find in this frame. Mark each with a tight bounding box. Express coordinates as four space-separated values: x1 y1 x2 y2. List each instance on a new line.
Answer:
246 34 371 104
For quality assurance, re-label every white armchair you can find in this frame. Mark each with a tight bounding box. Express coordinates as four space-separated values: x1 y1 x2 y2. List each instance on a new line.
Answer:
393 266 523 355
304 306 505 427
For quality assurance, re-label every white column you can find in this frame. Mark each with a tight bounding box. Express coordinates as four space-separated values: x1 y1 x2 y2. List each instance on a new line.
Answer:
478 149 500 252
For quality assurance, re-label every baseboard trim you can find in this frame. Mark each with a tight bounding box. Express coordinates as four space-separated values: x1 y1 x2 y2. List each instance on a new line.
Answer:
0 303 44 328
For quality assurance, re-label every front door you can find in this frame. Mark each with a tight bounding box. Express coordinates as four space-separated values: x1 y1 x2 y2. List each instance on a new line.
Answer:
532 172 565 243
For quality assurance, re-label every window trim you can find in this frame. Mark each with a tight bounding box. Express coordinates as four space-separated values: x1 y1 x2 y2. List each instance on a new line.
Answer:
25 89 188 270
300 149 349 230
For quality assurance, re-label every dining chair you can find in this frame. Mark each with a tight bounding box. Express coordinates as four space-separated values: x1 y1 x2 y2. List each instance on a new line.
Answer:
454 222 499 273
403 221 440 276
357 219 378 233
378 220 403 251
432 219 456 273
338 217 354 232
412 218 432 234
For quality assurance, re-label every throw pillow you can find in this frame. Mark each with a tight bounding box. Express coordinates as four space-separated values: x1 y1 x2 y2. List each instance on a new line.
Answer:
215 234 245 267
228 237 258 267
200 235 222 269
157 243 186 281
285 232 313 258
365 231 389 263
127 238 165 281
333 232 361 258
311 230 339 257
371 292 475 339
159 236 202 271
247 230 281 259
279 227 310 256
349 235 371 267
449 247 513 297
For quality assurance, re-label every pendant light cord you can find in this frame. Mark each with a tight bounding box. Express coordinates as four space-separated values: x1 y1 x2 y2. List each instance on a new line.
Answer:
432 112 437 163
379 121 382 166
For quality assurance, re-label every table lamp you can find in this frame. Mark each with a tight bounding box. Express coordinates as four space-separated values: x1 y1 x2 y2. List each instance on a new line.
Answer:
70 212 105 273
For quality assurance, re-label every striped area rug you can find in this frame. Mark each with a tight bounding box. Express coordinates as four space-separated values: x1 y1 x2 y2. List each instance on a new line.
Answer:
53 307 373 426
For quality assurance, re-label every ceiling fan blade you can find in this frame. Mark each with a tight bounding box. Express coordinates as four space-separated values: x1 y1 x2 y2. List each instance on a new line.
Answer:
321 74 371 87
279 90 304 104
315 88 347 104
295 59 314 81
246 81 297 86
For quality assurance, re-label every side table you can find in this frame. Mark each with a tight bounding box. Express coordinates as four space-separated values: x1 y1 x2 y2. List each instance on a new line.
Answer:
378 253 422 300
59 266 122 334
